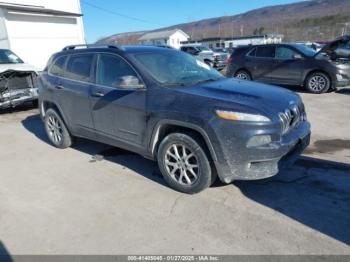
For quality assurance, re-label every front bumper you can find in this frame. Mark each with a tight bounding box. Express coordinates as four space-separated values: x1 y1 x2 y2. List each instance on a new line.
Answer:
335 74 350 87
210 120 311 184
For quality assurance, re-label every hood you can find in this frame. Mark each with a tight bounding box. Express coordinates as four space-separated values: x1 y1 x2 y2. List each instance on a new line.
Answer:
176 78 300 118
200 50 214 55
315 35 350 57
213 51 227 56
0 63 39 74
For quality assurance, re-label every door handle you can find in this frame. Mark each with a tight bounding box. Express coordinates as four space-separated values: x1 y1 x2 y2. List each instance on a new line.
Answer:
55 85 65 90
91 91 105 97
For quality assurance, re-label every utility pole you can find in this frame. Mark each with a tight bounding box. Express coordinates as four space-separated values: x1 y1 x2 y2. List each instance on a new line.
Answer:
232 17 234 39
338 22 350 36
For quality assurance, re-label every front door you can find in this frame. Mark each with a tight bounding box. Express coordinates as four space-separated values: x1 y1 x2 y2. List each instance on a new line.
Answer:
90 53 147 146
269 46 304 85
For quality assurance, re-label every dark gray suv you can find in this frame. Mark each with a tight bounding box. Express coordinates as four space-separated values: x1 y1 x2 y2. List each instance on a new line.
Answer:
226 36 350 94
39 44 311 194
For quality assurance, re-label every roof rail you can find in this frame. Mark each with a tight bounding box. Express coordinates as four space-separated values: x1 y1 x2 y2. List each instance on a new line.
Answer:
62 44 124 51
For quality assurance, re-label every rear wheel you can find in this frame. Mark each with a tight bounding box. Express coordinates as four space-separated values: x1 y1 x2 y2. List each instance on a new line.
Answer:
305 72 331 94
44 108 72 149
234 70 251 81
157 133 214 194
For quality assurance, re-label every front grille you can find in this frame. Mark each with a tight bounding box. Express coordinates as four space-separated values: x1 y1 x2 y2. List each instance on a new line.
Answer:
214 54 228 61
279 104 305 134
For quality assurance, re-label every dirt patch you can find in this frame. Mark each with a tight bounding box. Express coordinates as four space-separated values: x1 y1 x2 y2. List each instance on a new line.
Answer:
90 147 136 162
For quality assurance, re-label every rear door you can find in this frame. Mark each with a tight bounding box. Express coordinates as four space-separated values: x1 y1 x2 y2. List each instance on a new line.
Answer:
245 46 275 83
269 46 304 85
90 53 147 146
54 53 95 136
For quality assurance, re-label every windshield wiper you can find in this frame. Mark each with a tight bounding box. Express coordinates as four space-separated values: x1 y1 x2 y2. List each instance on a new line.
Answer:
193 78 221 85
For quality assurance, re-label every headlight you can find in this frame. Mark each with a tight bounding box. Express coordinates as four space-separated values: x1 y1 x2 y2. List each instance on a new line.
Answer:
216 110 271 122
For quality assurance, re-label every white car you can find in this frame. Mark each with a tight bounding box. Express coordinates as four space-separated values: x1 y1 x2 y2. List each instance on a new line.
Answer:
0 49 38 109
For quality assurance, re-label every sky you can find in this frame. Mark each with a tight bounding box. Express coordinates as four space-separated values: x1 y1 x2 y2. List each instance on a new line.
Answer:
81 0 302 43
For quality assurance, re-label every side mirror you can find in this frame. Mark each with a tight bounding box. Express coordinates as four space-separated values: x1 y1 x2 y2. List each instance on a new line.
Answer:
293 54 303 60
116 76 145 89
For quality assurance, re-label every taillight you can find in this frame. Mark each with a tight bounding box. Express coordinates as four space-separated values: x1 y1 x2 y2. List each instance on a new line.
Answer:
227 56 233 64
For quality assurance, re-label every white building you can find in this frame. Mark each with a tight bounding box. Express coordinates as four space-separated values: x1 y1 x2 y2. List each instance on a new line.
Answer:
224 34 284 48
0 0 85 70
138 29 189 49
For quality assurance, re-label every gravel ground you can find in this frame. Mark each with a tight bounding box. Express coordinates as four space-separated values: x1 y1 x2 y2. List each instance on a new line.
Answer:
0 86 349 255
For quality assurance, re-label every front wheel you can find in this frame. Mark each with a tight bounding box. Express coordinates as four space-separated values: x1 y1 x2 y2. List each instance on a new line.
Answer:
157 133 214 194
305 72 331 94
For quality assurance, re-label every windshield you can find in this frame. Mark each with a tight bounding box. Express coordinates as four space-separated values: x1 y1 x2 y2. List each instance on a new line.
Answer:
133 50 224 86
196 46 211 52
294 44 317 57
0 50 24 64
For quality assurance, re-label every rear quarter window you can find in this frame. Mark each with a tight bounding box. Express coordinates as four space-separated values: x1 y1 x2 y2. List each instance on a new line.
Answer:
49 56 67 77
233 47 250 56
255 46 275 58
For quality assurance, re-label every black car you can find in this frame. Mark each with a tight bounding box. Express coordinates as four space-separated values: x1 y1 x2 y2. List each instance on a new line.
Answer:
39 44 310 194
226 36 350 94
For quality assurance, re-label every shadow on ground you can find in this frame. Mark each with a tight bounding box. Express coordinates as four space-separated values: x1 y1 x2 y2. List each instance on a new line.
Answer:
0 241 13 262
336 88 350 95
21 114 166 188
22 114 350 245
236 156 350 245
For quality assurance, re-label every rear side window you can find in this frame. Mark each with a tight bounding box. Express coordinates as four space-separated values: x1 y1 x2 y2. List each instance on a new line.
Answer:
65 54 94 82
233 47 250 56
255 46 275 58
49 56 67 77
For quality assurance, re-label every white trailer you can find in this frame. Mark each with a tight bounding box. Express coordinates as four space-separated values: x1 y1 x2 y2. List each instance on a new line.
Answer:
0 0 85 70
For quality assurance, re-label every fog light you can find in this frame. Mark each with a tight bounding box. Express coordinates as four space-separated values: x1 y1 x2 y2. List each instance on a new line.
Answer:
247 135 272 148
336 74 348 81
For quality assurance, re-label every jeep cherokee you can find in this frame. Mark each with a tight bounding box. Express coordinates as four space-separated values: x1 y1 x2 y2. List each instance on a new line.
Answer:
39 44 311 194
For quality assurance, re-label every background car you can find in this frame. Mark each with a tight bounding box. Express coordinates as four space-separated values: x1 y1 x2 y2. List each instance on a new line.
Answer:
0 49 38 109
180 44 227 70
226 36 350 94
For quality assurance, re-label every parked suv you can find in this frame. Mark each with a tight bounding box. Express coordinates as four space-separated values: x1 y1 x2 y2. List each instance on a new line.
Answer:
226 36 350 94
39 44 311 194
180 44 227 70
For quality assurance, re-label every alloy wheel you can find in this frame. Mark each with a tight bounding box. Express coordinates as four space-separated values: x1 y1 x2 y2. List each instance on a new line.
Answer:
47 115 63 144
235 72 249 80
164 144 199 186
308 75 327 92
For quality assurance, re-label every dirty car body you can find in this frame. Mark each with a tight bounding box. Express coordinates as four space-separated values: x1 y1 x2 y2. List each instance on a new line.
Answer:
39 45 311 193
0 49 38 109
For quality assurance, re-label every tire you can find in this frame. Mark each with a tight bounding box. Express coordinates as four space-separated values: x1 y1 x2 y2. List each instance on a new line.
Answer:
44 108 72 149
234 70 251 81
157 133 214 194
305 72 331 94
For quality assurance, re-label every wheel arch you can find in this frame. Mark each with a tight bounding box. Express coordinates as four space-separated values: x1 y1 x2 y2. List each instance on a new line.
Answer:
149 120 217 162
41 100 70 128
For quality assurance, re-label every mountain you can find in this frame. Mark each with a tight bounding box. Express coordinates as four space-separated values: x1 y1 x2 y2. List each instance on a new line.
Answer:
97 0 350 44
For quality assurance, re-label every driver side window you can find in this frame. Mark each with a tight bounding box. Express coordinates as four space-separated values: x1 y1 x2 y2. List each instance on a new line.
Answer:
276 47 298 60
97 54 142 88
